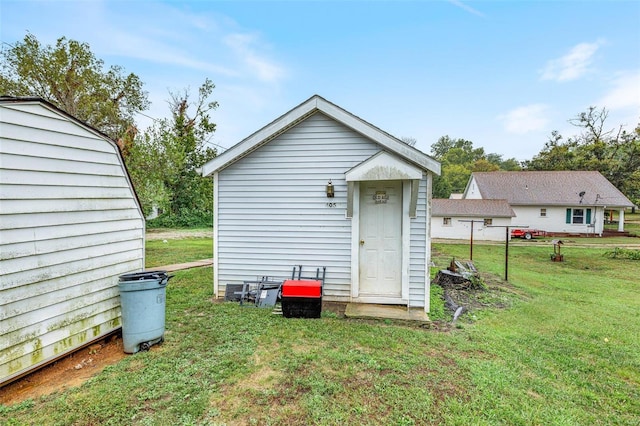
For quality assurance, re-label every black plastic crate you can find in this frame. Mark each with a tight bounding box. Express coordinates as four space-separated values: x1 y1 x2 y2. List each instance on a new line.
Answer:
281 297 322 318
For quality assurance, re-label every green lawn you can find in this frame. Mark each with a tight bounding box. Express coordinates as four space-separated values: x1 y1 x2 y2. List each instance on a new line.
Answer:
604 210 640 236
2 237 639 425
145 237 212 268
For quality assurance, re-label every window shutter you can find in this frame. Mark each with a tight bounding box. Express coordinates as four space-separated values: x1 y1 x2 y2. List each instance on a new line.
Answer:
586 208 592 224
566 208 571 224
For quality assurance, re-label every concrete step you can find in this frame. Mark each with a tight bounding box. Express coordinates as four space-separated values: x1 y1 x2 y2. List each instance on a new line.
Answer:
345 303 430 323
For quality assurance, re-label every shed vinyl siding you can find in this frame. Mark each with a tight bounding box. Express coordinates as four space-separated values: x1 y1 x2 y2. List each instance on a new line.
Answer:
408 176 428 307
0 102 144 385
217 112 382 300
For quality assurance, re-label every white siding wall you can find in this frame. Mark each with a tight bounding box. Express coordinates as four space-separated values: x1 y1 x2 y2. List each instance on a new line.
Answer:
408 177 427 307
217 113 379 300
0 103 144 384
431 216 512 241
463 177 481 199
512 206 604 235
217 112 431 304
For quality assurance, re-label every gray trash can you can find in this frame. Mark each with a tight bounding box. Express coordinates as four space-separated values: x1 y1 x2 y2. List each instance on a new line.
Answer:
118 270 171 353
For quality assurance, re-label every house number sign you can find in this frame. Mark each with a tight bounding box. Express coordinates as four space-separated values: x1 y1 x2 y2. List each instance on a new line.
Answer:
373 191 389 204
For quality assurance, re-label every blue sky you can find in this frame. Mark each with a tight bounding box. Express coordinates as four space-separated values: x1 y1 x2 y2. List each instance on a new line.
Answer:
2 0 639 161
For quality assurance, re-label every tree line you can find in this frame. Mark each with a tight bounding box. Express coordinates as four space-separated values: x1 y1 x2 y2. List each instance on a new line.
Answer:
1 34 638 226
430 108 640 209
1 34 216 227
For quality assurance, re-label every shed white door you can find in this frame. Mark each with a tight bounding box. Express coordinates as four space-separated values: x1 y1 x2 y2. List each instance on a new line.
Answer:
358 181 402 300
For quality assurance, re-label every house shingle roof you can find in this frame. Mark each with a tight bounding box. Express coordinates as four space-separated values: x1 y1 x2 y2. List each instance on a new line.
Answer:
432 199 515 217
467 171 634 208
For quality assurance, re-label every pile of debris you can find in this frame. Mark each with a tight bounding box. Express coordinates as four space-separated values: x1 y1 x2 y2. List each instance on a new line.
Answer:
433 258 485 322
434 258 485 290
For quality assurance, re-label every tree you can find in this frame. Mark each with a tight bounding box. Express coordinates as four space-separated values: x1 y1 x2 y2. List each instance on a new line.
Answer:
522 131 576 170
472 158 500 172
486 153 521 171
430 135 521 198
128 79 218 225
523 107 640 207
0 33 149 141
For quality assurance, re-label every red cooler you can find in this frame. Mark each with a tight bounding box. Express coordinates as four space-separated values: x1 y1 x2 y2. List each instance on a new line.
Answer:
281 279 322 318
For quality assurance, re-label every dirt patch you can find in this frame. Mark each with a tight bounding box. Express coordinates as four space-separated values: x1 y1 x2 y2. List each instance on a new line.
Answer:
0 333 126 406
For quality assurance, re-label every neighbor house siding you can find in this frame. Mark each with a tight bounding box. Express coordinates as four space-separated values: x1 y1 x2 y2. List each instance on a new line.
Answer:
216 112 381 300
463 177 481 199
0 102 144 385
512 206 603 235
431 216 511 241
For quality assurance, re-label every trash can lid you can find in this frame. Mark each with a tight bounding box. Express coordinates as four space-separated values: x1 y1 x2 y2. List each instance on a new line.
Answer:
119 270 168 281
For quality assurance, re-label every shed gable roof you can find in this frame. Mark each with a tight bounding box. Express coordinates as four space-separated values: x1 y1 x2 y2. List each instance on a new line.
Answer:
202 95 440 176
466 171 633 208
0 96 115 142
432 199 515 217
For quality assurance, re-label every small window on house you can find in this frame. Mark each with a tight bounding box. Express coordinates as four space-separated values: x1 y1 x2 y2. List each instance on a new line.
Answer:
566 208 592 224
540 208 547 217
484 218 493 226
443 217 452 226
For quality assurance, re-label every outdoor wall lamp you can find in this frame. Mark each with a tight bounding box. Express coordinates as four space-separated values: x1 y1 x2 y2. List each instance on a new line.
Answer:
326 179 335 198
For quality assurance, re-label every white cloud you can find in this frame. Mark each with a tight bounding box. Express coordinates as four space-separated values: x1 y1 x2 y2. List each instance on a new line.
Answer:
540 41 603 82
498 104 550 134
597 70 640 112
448 0 485 17
224 33 286 83
103 30 238 76
53 2 286 83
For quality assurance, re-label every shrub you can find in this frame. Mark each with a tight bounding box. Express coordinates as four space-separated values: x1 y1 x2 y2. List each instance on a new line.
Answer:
147 209 212 228
604 247 640 260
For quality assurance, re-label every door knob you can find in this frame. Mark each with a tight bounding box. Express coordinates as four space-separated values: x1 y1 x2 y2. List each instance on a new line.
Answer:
360 240 365 246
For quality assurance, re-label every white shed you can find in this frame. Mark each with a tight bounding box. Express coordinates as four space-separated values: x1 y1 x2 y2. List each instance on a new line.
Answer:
202 95 441 313
0 97 145 385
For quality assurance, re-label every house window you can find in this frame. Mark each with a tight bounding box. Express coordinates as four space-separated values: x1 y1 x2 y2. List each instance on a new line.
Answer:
572 208 584 224
443 217 452 226
540 208 547 217
566 208 592 224
484 218 493 226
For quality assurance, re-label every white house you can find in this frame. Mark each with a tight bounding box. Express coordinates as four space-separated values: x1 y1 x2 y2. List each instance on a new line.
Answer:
201 95 441 313
431 199 515 241
0 97 145 385
463 171 634 236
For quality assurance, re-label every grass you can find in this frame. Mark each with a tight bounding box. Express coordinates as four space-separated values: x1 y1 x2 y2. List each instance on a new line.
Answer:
145 237 212 268
2 236 639 425
604 211 640 236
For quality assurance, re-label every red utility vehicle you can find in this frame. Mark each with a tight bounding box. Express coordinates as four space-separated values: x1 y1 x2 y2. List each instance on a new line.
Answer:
510 228 546 240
